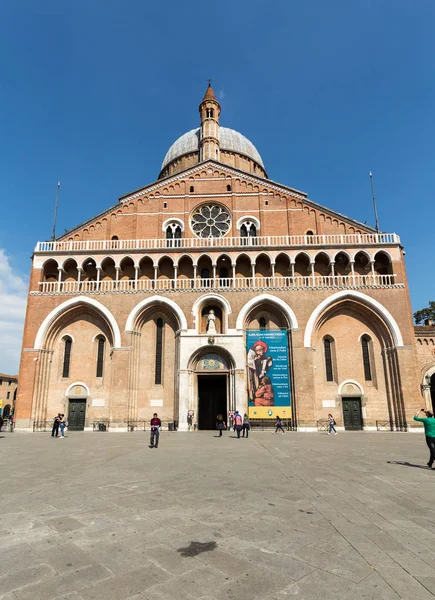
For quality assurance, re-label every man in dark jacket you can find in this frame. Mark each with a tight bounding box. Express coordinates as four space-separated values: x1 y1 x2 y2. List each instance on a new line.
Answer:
51 414 61 438
149 413 162 449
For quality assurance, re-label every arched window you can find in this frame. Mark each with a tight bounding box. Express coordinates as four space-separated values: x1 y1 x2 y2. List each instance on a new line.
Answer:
96 337 105 378
227 184 231 192
201 268 210 279
361 336 372 381
155 318 164 385
62 337 72 378
259 317 267 330
111 235 118 241
323 337 334 382
190 186 194 193
240 221 257 240
166 223 183 247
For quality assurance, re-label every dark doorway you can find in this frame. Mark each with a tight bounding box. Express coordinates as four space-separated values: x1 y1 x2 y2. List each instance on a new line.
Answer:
68 400 87 431
342 397 363 430
198 375 227 430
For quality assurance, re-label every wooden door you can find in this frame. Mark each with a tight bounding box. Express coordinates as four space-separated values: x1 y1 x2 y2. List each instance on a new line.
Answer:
342 398 362 430
68 400 86 431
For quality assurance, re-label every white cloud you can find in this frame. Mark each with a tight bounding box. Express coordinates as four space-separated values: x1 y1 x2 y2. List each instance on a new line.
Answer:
218 89 225 100
0 250 27 375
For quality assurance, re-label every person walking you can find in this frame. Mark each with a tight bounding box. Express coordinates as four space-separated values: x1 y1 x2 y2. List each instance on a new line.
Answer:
234 411 243 438
274 415 285 434
327 413 337 435
414 408 435 469
216 413 226 437
242 413 250 438
149 413 162 449
51 414 61 438
59 414 67 438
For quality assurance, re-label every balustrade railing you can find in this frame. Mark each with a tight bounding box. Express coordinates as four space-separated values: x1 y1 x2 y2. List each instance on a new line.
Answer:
37 274 399 294
35 232 400 253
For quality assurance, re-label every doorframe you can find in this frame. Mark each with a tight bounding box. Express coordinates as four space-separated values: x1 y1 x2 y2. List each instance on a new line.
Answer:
197 372 229 430
341 397 363 431
67 398 87 431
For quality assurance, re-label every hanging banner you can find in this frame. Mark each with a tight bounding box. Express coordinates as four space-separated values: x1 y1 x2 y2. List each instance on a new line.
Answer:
246 330 291 419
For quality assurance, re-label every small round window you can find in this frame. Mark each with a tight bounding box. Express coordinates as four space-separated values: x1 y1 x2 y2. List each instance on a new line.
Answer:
190 204 231 238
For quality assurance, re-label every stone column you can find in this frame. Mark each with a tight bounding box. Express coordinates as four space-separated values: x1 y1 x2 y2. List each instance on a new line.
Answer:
134 266 139 290
350 261 355 286
77 268 82 291
178 370 191 431
370 260 375 283
174 265 178 289
96 267 101 291
57 267 63 292
115 266 120 290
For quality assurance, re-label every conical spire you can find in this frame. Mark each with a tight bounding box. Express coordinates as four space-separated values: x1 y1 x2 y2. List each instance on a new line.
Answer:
203 80 217 101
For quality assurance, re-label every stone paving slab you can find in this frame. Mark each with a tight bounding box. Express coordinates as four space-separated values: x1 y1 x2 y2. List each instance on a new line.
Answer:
1 430 435 599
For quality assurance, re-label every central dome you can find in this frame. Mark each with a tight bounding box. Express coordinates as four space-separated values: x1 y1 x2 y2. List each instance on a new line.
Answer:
158 84 267 179
161 127 264 172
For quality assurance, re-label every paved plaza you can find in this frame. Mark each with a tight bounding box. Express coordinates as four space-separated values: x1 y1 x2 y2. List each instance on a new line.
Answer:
1 429 435 599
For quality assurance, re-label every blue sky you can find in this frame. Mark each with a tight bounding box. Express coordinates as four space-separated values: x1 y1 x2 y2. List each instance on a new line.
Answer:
0 0 434 373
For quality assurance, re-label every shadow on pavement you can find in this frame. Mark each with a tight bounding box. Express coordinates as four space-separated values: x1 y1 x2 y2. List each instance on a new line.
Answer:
388 460 432 470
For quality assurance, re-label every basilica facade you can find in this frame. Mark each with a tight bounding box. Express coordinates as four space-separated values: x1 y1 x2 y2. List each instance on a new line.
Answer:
16 85 424 431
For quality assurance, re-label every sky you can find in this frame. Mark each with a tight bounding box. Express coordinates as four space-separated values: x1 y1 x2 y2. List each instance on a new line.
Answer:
0 0 434 374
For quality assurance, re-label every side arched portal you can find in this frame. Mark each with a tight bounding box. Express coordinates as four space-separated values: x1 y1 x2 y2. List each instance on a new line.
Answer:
31 297 120 427
306 291 406 430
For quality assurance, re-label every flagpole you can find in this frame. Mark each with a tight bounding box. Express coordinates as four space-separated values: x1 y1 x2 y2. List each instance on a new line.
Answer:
51 181 61 241
369 172 380 233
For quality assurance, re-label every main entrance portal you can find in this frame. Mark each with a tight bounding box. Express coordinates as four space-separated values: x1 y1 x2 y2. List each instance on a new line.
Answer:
198 375 227 430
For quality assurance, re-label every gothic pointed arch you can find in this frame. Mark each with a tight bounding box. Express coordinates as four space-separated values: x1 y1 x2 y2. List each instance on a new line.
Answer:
34 296 122 349
303 290 403 348
236 294 299 330
125 296 187 332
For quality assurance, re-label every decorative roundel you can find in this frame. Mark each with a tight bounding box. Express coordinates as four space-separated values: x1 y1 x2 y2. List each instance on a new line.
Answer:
190 204 231 238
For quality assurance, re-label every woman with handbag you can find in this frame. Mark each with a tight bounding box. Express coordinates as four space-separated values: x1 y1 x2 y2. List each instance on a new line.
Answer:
327 414 337 435
216 413 226 437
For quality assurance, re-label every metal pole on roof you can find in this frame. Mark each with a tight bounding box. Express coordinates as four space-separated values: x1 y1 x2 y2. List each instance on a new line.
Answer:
51 181 61 241
369 172 380 233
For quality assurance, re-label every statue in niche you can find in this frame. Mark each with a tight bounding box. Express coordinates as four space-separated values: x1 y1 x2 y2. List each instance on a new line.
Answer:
206 309 217 334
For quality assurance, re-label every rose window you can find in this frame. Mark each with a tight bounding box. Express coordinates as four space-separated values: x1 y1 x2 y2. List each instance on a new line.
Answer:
190 204 231 238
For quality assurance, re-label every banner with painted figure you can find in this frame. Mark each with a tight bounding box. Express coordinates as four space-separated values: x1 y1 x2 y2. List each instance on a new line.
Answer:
246 330 291 419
